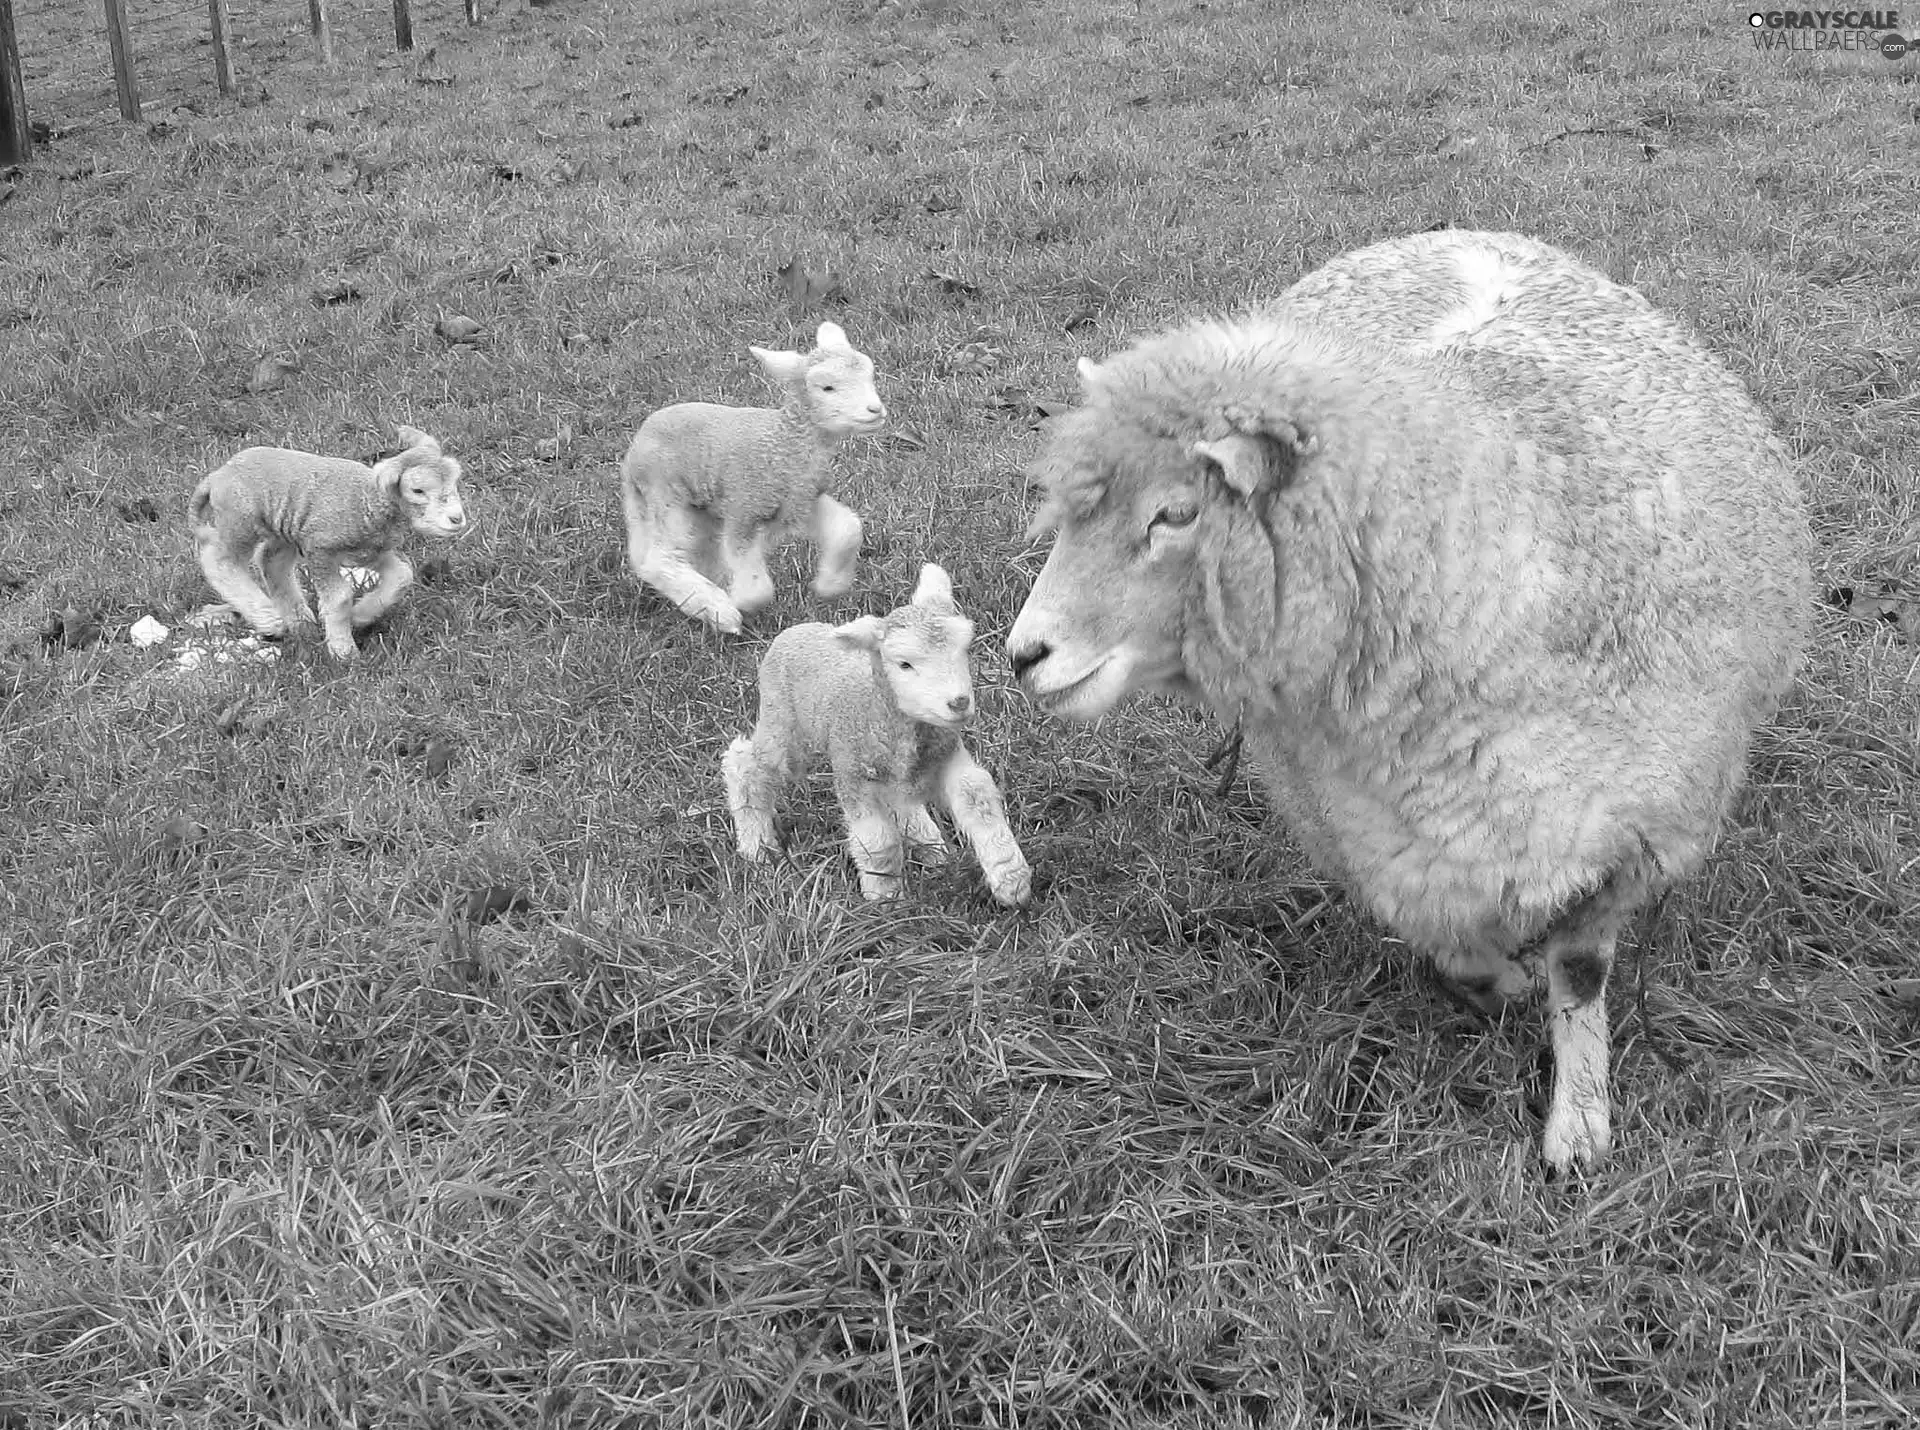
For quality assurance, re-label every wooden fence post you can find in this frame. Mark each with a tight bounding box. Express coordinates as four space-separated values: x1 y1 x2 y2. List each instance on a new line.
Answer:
308 0 332 64
1 0 30 165
392 0 413 51
207 0 234 96
103 0 140 122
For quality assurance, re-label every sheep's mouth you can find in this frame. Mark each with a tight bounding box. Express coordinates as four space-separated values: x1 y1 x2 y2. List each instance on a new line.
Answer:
1025 656 1119 721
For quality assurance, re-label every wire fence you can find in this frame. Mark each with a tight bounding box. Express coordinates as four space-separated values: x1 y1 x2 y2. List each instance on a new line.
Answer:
8 0 484 144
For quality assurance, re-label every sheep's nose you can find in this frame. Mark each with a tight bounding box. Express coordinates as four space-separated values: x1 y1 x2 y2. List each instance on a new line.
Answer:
948 693 973 716
1008 641 1048 684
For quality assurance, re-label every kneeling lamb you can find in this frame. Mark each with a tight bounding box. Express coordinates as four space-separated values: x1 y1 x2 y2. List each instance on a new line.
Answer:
620 320 885 634
1006 228 1811 1172
723 562 1032 907
190 425 466 660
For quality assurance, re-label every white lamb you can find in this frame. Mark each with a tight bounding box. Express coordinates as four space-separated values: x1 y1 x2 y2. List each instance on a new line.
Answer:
619 320 886 634
722 563 1033 908
189 425 466 660
1007 229 1812 1173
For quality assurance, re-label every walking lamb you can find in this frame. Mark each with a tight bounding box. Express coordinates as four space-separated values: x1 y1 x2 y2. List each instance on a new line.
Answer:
620 320 886 634
1006 228 1811 1173
722 563 1032 907
189 425 467 660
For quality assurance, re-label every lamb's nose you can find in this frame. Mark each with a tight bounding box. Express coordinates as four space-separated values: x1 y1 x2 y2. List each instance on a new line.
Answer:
1008 641 1049 684
948 693 973 716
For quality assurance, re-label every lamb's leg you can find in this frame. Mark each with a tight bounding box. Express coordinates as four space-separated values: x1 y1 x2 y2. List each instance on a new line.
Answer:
721 733 786 863
808 494 863 600
901 804 949 867
258 540 316 631
719 519 778 618
195 526 286 636
937 748 1031 908
1536 858 1660 1174
838 779 904 900
351 549 414 629
310 565 360 660
629 497 742 634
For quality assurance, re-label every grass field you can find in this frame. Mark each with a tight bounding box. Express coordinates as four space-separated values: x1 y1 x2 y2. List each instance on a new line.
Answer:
3 0 1919 1425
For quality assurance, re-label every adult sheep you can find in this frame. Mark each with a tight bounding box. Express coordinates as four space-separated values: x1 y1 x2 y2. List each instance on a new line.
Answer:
1006 229 1811 1173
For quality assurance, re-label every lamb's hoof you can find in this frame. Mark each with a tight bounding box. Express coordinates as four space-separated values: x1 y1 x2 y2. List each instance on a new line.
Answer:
811 572 855 601
989 869 1033 908
325 637 361 661
909 842 950 868
858 873 903 901
703 602 744 635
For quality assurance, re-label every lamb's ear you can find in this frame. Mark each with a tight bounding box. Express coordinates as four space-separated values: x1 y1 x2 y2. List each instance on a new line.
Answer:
1076 356 1107 400
394 424 440 456
814 321 853 353
832 615 889 651
1190 425 1310 500
910 563 955 611
751 344 810 388
370 450 409 491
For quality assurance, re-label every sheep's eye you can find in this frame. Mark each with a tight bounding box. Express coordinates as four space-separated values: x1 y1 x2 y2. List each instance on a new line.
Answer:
898 660 913 671
1151 500 1199 531
821 383 837 393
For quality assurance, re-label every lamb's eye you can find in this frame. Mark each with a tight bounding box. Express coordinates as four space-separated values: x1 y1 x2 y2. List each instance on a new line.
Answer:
1151 500 1199 531
821 383 837 393
898 660 913 671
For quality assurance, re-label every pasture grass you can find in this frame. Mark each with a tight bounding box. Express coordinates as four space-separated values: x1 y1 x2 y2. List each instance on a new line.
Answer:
3 0 1919 1424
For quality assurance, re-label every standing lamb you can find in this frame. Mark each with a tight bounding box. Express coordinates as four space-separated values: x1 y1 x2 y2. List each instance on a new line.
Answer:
722 562 1032 908
1005 228 1811 1173
620 320 886 634
190 425 467 660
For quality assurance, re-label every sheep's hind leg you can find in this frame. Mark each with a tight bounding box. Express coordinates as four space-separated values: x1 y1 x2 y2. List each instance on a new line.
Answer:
1537 857 1661 1174
722 734 785 863
351 549 414 629
901 804 949 867
196 528 286 637
258 541 315 632
839 781 905 900
719 519 778 619
809 494 863 600
631 501 743 634
310 566 360 659
938 749 1032 907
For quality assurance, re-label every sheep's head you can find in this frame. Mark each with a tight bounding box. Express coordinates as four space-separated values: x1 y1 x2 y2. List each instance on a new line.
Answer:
835 563 978 729
752 321 887 440
1007 346 1313 722
375 426 468 538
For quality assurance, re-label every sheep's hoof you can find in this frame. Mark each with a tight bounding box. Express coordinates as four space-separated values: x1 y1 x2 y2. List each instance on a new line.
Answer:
910 842 951 868
1541 1103 1611 1175
858 873 903 901
811 572 855 601
989 869 1033 908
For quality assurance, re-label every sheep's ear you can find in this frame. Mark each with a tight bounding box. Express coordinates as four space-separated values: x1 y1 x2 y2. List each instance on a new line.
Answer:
1190 426 1309 500
751 344 810 388
1076 356 1107 399
814 320 853 353
910 563 955 611
394 424 440 456
832 615 888 651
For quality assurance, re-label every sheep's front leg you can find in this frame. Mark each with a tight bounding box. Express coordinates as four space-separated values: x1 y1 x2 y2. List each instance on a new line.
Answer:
631 501 743 634
809 494 863 600
721 733 786 863
195 527 286 636
937 748 1031 907
258 541 316 632
901 804 949 867
719 519 778 618
838 780 904 900
1536 860 1658 1173
351 549 413 629
310 565 360 660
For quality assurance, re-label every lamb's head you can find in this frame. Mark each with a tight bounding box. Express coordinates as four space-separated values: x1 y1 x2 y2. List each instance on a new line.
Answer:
751 321 887 440
835 563 978 729
374 426 468 538
1007 342 1315 722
